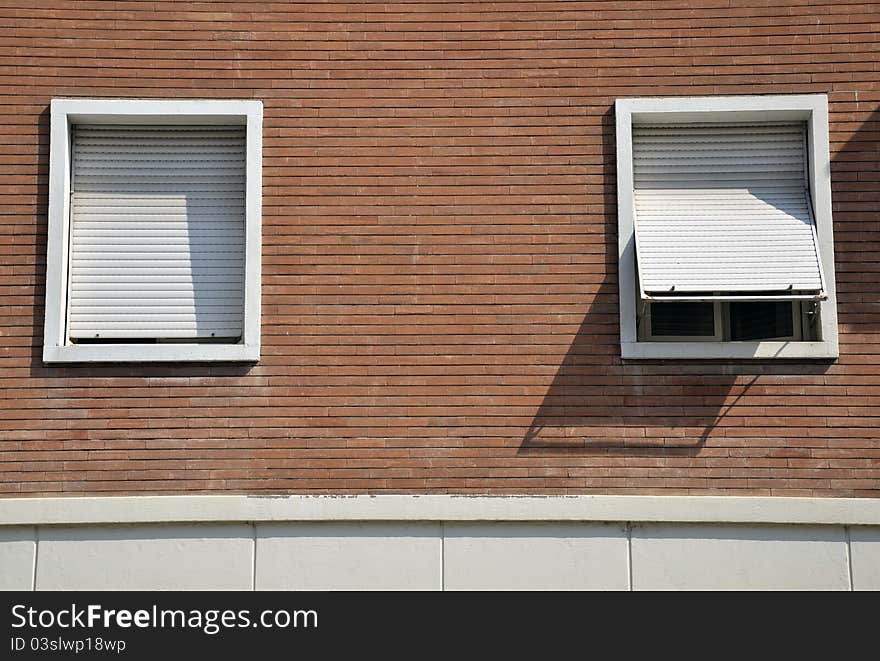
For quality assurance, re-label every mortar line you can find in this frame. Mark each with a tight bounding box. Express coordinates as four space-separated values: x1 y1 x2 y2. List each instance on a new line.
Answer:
440 521 445 592
627 522 634 592
845 525 854 592
251 522 258 592
31 525 39 592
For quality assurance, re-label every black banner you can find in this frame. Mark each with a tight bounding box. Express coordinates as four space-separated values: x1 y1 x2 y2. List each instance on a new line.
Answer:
0 591 860 658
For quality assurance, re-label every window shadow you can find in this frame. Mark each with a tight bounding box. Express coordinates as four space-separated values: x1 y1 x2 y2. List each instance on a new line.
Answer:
830 101 880 343
518 105 837 458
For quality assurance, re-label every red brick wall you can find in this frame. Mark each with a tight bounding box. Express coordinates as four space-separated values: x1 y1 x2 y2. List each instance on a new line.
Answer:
1 1 879 497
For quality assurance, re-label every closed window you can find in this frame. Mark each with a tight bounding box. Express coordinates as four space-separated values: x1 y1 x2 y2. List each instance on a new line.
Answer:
43 99 262 363
616 95 839 359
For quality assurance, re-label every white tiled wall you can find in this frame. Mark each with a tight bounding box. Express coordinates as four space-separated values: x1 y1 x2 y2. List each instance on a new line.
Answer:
849 526 880 591
1 521 876 590
443 522 629 590
256 522 442 590
35 524 253 590
0 527 36 590
630 524 849 590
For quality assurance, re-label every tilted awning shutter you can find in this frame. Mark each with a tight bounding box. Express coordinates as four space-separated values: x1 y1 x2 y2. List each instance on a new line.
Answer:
632 121 825 301
68 125 246 340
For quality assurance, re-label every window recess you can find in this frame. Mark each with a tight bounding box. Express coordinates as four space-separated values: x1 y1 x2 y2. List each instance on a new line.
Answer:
68 125 246 343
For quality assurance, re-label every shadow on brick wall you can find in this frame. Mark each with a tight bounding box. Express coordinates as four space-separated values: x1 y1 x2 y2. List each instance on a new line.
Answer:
519 103 842 456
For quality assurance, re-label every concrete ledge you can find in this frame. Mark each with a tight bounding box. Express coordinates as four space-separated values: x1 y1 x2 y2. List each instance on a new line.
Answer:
1 495 879 527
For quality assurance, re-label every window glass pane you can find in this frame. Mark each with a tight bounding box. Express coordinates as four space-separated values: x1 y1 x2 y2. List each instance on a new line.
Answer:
650 302 715 337
729 302 794 340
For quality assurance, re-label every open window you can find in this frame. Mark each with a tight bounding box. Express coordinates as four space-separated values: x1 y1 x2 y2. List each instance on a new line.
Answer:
616 95 839 359
43 99 262 363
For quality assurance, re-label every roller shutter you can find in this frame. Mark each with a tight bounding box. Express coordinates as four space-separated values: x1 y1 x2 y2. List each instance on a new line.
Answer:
68 125 246 340
632 121 825 300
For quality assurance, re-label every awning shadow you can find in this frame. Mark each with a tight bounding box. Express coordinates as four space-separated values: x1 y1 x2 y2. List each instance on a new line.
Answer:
520 278 775 456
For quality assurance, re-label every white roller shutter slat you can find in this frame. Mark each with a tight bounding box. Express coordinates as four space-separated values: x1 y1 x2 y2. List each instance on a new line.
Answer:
68 125 246 340
632 122 824 298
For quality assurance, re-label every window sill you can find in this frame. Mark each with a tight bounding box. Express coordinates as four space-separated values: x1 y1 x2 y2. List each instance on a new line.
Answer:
621 341 838 360
43 343 260 364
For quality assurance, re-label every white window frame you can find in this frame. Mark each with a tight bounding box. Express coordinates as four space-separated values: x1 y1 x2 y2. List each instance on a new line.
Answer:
616 94 839 360
44 98 263 363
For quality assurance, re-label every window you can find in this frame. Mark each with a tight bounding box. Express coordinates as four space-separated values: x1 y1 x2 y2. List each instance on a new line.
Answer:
43 99 262 363
616 95 838 359
640 301 806 343
641 302 721 341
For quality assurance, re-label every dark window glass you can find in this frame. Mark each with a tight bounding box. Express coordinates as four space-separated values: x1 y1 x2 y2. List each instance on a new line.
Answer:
729 302 794 340
650 302 715 337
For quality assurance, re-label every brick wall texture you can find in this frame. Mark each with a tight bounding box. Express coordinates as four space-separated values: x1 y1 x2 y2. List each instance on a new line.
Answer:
1 0 879 497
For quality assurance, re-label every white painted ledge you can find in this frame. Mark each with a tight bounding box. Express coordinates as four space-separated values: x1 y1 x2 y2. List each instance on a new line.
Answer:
0 495 879 527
